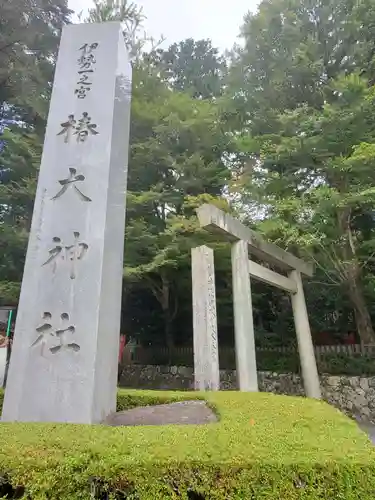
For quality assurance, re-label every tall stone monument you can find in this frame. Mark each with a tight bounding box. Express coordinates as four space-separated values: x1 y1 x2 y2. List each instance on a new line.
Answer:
1 22 132 423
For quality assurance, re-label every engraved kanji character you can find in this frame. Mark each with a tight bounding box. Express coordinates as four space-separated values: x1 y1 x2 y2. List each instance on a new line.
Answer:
42 232 88 279
75 86 90 99
31 313 80 355
77 74 92 85
51 167 91 202
57 113 99 144
78 53 96 69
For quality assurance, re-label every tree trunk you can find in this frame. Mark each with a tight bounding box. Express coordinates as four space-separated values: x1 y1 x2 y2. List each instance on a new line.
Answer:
160 274 175 352
149 273 177 354
346 264 375 344
337 208 375 344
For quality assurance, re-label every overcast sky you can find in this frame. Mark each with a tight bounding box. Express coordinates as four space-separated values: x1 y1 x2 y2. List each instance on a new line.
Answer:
67 0 259 53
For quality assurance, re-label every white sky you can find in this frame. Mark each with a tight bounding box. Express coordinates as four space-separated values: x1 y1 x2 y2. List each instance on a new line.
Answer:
67 0 259 53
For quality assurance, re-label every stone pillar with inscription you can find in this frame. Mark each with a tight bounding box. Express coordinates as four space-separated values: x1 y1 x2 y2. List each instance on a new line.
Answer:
191 246 220 391
1 22 132 423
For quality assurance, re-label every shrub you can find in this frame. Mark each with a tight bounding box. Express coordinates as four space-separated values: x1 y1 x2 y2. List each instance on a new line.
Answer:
0 389 373 499
134 347 301 372
115 389 202 411
133 347 375 375
256 350 300 373
318 353 375 375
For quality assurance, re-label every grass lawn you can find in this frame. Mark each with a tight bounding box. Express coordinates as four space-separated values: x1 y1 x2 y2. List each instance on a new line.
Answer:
0 389 374 499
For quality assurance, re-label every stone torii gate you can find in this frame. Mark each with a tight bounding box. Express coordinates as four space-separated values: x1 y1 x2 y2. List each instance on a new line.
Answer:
191 204 321 399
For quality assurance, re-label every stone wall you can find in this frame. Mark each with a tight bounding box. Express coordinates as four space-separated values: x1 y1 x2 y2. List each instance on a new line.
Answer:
119 365 375 423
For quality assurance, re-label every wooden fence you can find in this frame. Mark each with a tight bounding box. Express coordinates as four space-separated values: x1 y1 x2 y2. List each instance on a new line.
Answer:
313 344 375 358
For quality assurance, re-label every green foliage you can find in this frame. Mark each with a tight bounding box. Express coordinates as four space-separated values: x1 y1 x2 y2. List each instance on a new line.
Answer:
3 0 375 348
149 38 227 99
0 390 373 499
319 353 375 376
115 388 202 411
123 68 231 347
83 0 147 58
0 0 233 346
0 0 71 121
227 0 375 344
0 0 66 304
0 129 40 304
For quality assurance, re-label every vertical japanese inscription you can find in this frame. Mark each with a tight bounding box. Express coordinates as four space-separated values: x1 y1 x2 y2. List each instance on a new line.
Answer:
39 42 101 359
75 42 99 99
207 258 218 365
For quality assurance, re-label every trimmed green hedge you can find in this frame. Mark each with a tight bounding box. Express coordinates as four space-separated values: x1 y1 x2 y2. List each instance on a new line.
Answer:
0 389 373 499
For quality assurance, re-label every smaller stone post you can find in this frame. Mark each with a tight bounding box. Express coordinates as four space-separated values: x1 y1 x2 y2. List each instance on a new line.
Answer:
191 245 220 391
289 270 321 399
231 240 258 392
